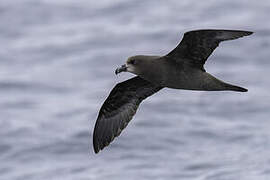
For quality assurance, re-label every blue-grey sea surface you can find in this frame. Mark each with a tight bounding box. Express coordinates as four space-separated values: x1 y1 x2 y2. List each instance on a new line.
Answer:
0 0 270 179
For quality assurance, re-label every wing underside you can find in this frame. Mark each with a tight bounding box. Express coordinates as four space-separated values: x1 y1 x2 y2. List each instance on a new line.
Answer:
93 76 162 153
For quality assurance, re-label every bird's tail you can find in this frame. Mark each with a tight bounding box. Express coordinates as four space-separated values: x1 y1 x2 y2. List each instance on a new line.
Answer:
206 73 248 92
224 83 248 92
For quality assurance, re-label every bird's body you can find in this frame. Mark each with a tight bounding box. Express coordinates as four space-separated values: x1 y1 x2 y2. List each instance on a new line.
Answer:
93 29 253 153
123 55 247 91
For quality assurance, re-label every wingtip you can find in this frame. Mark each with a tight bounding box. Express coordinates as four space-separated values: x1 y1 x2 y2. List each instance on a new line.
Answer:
93 130 100 154
94 148 99 154
93 142 100 154
224 29 254 37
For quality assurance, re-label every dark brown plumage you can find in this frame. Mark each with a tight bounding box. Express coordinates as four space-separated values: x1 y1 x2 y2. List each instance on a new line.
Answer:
167 30 253 68
93 29 253 153
93 77 162 153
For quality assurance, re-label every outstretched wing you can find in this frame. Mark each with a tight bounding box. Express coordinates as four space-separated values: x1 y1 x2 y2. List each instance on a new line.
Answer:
93 76 162 153
167 29 253 68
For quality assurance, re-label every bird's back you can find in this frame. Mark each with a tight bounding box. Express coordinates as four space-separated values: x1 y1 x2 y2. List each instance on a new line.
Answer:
159 57 246 92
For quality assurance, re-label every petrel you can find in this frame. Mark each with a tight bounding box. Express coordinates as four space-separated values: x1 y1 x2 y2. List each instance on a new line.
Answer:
93 29 253 153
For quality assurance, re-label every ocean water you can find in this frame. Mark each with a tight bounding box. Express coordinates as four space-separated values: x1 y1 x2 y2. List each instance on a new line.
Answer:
0 0 270 179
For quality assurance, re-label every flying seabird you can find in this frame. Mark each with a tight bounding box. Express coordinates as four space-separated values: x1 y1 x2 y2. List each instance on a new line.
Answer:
93 29 253 153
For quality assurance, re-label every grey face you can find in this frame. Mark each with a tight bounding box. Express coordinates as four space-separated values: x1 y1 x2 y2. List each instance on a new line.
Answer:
115 57 140 75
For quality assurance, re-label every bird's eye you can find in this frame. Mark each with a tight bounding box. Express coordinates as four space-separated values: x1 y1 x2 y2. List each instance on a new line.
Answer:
129 59 136 65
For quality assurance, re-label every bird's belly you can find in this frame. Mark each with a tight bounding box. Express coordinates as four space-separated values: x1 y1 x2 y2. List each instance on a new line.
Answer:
162 70 207 90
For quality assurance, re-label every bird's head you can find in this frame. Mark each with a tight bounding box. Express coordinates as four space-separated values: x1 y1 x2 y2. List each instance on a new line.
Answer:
115 56 146 76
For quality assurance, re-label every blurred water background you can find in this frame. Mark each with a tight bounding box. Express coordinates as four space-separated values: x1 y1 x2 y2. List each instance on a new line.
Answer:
0 0 270 179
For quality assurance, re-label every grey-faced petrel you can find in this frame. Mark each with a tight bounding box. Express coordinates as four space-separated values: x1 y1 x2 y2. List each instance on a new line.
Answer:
93 29 253 153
